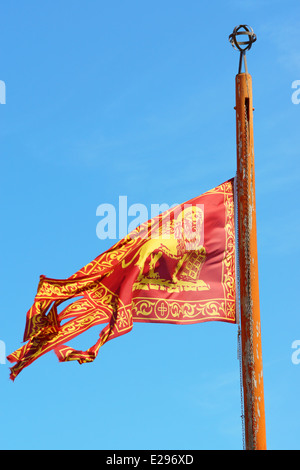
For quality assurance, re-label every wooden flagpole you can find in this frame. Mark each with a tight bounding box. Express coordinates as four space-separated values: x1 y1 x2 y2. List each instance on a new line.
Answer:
229 25 267 450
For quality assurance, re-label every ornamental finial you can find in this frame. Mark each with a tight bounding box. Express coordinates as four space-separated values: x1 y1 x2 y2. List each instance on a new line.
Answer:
229 25 257 74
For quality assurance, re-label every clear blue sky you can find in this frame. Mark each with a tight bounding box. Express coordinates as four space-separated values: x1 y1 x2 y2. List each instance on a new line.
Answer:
1 0 299 450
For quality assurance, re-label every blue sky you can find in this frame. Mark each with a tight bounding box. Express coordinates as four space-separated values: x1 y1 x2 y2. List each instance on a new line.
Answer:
0 0 299 450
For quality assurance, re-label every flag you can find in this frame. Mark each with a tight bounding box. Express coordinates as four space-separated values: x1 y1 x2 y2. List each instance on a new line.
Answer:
8 178 236 380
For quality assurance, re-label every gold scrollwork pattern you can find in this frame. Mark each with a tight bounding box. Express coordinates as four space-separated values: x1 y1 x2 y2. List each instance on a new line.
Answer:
132 298 235 322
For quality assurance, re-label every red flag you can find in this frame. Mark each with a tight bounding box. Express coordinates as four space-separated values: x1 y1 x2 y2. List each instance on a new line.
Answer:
8 179 236 380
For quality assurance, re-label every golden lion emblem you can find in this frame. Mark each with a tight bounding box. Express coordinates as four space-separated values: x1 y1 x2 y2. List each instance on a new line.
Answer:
122 206 209 292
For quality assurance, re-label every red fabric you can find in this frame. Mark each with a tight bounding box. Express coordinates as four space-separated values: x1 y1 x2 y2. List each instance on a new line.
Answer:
8 179 236 380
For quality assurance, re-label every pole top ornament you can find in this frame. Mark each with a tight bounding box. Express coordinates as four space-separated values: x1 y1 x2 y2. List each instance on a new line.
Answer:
229 25 257 74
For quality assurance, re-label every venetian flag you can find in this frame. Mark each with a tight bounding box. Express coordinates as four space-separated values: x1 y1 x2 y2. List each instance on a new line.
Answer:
8 179 236 380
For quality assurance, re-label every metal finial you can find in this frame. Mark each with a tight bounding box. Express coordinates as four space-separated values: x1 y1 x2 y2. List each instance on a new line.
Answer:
229 25 257 74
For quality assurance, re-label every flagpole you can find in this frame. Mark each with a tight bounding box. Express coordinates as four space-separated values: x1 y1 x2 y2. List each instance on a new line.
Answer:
229 25 267 450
